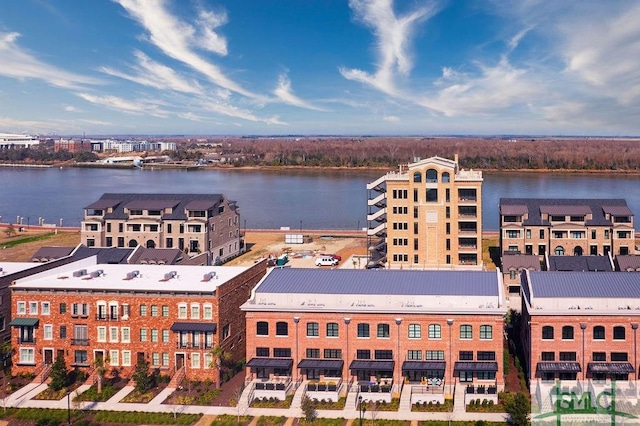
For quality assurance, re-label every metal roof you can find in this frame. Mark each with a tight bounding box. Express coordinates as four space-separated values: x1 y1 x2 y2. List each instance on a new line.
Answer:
499 198 633 226
536 362 581 373
297 359 344 369
528 271 640 298
9 318 39 327
349 360 395 371
539 205 591 215
255 268 499 297
401 361 446 371
170 322 217 332
547 256 612 272
453 362 498 372
501 255 540 271
616 256 640 272
246 358 293 369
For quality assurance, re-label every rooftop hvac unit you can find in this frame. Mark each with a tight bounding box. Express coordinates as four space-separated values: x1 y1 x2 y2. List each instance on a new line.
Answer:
164 271 177 280
126 270 139 280
72 269 87 277
90 269 104 278
202 271 218 281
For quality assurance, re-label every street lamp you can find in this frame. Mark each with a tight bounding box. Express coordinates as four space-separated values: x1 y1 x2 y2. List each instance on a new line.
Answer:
67 390 71 425
358 395 366 426
395 318 402 386
580 323 587 380
633 323 638 380
293 317 300 382
344 318 351 385
446 319 454 394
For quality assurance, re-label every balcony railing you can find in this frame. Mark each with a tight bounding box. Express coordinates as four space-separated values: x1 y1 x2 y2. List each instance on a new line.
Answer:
95 315 119 321
176 342 214 349
17 337 36 344
71 338 90 346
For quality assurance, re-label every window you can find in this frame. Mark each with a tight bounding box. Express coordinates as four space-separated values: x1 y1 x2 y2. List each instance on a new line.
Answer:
426 350 444 360
357 323 370 338
178 304 187 319
150 305 158 317
377 323 390 338
541 352 555 361
559 352 577 361
97 326 107 342
407 350 422 360
326 323 339 337
428 324 441 339
41 302 50 315
256 347 269 357
151 353 160 366
273 348 291 357
59 303 66 314
614 326 626 340
507 230 519 238
257 321 269 336
426 188 438 202
222 325 230 340
611 352 628 362
375 350 393 359
74 350 88 365
122 328 130 343
542 326 554 340
109 327 118 342
43 324 53 340
442 172 450 183
477 351 496 361
203 304 212 319
459 351 473 361
593 326 605 340
19 348 35 364
110 350 119 366
140 328 148 342
562 326 574 340
477 371 496 380
324 349 342 359
190 304 200 319
307 322 319 337
275 321 288 336
460 325 472 339
509 270 517 280
413 171 422 183
357 350 371 359
306 349 320 358
554 246 565 255
162 329 170 343
191 353 200 369
122 351 131 366
408 324 421 339
592 352 606 361
479 325 492 340
162 353 170 367
17 301 26 315
151 329 158 342
140 304 147 317
60 325 67 339
29 302 37 314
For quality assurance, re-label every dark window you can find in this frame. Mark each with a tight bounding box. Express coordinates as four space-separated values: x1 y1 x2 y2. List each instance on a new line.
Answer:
117 237 124 247
611 352 628 362
256 347 269 357
426 189 438 202
356 350 371 359
105 237 112 247
459 351 473 361
326 323 339 337
222 324 230 340
592 352 606 361
539 229 544 239
479 325 492 339
275 321 288 336
59 325 67 339
256 321 269 336
74 350 88 365
59 303 66 314
377 323 390 338
413 207 418 219
559 352 577 361
542 326 554 339
324 349 342 359
426 169 438 183
562 326 574 340
306 349 320 358
273 348 291 358
541 352 555 361
460 325 472 339
413 188 418 202
357 323 370 338
374 350 393 360
613 326 626 340
477 351 496 361
413 172 422 183
307 322 319 337
593 326 605 340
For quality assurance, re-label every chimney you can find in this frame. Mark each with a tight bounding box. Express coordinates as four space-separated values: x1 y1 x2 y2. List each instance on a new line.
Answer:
454 153 459 164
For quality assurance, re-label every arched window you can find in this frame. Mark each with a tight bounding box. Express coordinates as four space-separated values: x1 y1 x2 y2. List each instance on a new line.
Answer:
276 321 288 336
146 240 155 248
128 239 138 248
542 326 554 339
562 326 574 340
613 326 626 340
593 325 605 340
480 325 493 340
428 324 441 339
442 172 450 183
256 321 269 336
460 324 472 339
554 246 565 255
413 172 422 183
573 246 583 256
426 169 438 183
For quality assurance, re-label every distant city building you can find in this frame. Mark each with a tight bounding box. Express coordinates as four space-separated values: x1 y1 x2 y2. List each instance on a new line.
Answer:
500 198 636 257
54 138 94 153
0 134 39 150
81 193 241 265
367 156 483 270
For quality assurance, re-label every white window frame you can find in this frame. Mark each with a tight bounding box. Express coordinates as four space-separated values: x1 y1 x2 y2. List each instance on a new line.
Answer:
191 352 201 369
17 301 26 315
109 326 118 342
122 350 131 366
43 324 53 340
20 348 35 364
121 327 130 343
41 302 51 315
109 350 119 366
162 329 170 343
152 352 160 366
97 326 107 343
190 303 200 319
178 303 187 319
29 302 38 315
203 304 213 319
204 353 213 369
162 353 170 366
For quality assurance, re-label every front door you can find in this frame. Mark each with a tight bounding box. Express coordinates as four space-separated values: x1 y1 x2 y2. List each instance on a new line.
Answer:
95 350 104 365
137 352 145 365
44 349 53 365
176 354 185 371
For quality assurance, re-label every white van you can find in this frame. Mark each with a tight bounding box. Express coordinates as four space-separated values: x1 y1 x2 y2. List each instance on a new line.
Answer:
315 256 339 266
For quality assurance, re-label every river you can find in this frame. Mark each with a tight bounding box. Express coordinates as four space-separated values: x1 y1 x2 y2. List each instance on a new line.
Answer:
1 167 639 231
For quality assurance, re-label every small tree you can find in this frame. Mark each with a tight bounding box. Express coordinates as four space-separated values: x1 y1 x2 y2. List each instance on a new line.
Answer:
210 345 233 383
505 392 530 426
94 356 108 394
3 224 16 238
229 384 246 425
368 400 379 426
132 359 155 393
49 354 70 391
300 394 317 423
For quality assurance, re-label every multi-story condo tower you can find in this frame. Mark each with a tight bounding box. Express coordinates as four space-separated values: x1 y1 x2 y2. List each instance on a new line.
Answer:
367 156 483 270
82 193 241 265
500 198 635 257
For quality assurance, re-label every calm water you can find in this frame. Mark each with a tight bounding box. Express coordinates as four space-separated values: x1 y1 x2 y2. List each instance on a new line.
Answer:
1 167 639 231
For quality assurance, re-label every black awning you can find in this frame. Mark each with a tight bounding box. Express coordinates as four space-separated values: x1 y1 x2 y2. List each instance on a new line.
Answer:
349 360 394 371
536 362 582 373
454 362 498 372
402 361 446 371
297 359 344 370
9 318 39 327
246 358 293 369
588 362 634 374
170 322 217 332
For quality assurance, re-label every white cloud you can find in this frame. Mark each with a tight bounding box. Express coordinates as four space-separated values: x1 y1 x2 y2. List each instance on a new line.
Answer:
76 92 169 117
383 115 400 122
0 32 101 89
196 8 228 55
115 0 261 100
273 73 327 111
63 105 81 112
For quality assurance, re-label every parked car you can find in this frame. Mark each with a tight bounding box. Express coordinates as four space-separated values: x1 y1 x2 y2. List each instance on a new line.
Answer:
315 256 339 266
366 263 385 269
321 253 342 261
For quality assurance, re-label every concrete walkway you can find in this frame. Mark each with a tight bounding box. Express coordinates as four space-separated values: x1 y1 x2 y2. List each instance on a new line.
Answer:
1 381 509 423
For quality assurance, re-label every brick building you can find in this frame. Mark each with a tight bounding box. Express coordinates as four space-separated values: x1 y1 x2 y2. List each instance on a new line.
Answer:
367 156 483 270
10 256 266 383
242 268 505 403
81 193 242 265
500 198 635 258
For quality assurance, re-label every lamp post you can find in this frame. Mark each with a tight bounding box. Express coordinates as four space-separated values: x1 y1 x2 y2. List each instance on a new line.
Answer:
633 323 638 380
580 323 587 380
358 395 366 426
344 318 351 385
294 317 300 383
67 390 71 425
446 319 454 394
395 318 402 386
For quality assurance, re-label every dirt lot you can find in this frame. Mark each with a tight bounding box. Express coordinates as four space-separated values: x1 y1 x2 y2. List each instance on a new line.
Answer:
0 228 81 262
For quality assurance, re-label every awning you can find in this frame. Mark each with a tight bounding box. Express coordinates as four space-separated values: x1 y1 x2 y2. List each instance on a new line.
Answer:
9 318 39 327
588 362 634 374
536 362 582 373
170 322 217 333
349 360 394 371
402 361 446 371
246 358 293 369
297 359 344 370
454 362 498 372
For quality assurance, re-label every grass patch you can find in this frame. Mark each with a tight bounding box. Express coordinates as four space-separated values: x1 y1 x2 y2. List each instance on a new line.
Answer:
2 232 57 248
311 396 346 410
256 415 287 426
251 394 294 408
301 419 347 426
466 398 505 413
412 399 453 412
210 414 253 426
360 398 400 412
165 379 221 405
93 410 200 424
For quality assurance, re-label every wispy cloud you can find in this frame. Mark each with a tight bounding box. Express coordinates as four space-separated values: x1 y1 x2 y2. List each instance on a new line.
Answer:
76 92 169 117
273 72 327 111
0 32 100 89
339 0 439 95
115 0 261 100
63 105 81 113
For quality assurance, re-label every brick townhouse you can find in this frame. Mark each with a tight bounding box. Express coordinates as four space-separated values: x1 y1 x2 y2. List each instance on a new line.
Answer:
81 193 242 264
9 256 266 383
242 268 506 403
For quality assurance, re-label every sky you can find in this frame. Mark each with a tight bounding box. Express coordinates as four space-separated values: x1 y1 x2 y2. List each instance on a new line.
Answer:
1 0 640 137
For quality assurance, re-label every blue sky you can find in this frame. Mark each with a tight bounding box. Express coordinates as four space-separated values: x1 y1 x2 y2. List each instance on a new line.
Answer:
1 0 640 136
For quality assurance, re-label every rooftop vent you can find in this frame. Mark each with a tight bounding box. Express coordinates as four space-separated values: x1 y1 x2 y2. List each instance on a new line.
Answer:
163 271 177 281
202 271 218 282
90 269 104 278
72 269 87 277
124 270 140 280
